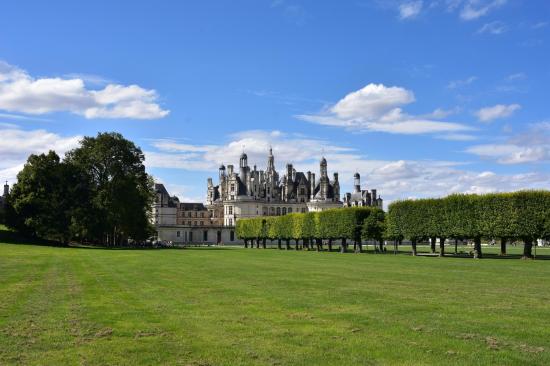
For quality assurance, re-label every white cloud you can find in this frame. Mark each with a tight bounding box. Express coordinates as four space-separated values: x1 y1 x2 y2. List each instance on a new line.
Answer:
477 21 507 34
447 76 477 89
466 122 550 164
460 0 507 21
0 124 81 183
506 72 527 81
295 83 473 136
475 103 520 122
399 1 423 19
0 61 169 119
146 129 549 206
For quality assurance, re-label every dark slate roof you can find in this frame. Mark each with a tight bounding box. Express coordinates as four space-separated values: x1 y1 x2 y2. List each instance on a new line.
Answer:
179 202 207 211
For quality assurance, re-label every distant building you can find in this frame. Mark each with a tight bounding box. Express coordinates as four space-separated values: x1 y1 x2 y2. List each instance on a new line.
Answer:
0 181 9 222
206 149 342 226
152 148 383 244
343 173 383 209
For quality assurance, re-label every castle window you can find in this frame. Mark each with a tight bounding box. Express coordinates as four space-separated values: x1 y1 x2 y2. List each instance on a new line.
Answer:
194 221 197 226
282 207 287 215
177 231 180 237
276 207 281 216
200 221 204 226
230 231 235 241
288 207 292 213
228 206 233 215
228 218 233 226
231 184 235 192
300 188 305 195
203 230 208 241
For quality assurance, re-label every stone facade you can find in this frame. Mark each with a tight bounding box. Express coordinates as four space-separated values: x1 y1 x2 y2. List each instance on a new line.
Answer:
206 149 342 226
343 173 383 209
152 149 383 244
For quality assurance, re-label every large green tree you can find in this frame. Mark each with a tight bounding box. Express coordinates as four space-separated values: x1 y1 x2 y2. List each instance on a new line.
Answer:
6 151 77 243
65 132 155 245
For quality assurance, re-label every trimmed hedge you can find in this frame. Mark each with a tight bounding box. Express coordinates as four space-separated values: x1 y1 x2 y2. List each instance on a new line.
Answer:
237 207 384 252
387 190 550 258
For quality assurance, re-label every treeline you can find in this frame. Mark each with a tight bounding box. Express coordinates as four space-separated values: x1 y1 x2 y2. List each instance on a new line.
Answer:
387 191 550 259
237 191 550 259
5 132 155 246
236 207 386 253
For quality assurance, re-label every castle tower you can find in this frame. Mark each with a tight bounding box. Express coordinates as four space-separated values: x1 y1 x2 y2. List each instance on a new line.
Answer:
353 172 361 193
219 164 226 183
3 181 8 197
240 152 248 170
333 172 340 202
319 157 328 200
267 147 275 173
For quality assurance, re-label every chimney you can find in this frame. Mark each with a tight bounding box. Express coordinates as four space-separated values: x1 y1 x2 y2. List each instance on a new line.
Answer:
286 164 293 181
310 173 316 198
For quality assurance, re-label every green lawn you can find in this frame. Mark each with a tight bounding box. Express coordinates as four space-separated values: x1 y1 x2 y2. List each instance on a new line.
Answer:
1 243 550 365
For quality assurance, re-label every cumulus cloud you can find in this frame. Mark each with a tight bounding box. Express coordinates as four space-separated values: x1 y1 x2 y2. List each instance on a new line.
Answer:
466 122 550 164
0 61 169 119
475 103 520 122
295 83 473 136
0 124 82 183
399 1 423 19
145 129 548 206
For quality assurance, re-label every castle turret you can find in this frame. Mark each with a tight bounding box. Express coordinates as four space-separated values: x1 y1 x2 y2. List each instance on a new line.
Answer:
319 157 328 200
310 173 316 199
3 181 8 198
353 172 361 193
219 164 226 182
333 173 340 202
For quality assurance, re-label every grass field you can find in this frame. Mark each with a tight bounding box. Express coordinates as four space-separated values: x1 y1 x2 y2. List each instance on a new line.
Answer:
1 242 550 365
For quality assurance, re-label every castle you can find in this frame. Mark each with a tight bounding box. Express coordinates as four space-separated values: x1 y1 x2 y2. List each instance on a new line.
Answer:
152 149 382 244
206 149 343 226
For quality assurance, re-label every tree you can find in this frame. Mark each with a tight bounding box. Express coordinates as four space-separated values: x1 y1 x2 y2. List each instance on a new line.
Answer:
361 208 385 252
65 132 155 245
6 151 76 243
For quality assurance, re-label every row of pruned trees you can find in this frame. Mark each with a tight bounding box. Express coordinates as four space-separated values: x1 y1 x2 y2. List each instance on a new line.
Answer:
236 207 386 253
386 191 550 259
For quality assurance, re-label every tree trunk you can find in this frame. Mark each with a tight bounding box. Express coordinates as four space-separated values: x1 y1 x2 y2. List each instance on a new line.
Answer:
430 237 436 253
500 238 507 256
316 238 322 251
411 239 417 256
473 237 482 259
454 239 458 254
256 238 260 248
285 239 290 250
328 239 333 252
522 238 533 259
244 239 248 248
355 239 362 253
277 239 282 250
379 240 384 253
262 238 266 249
340 238 347 253
439 237 445 257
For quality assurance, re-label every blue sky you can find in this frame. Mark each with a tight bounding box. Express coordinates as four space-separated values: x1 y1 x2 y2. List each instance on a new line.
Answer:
0 0 548 205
